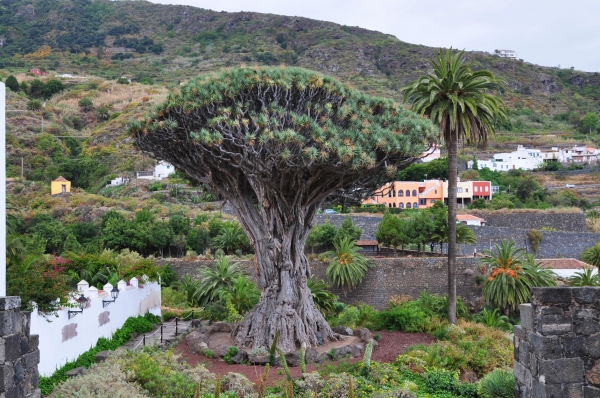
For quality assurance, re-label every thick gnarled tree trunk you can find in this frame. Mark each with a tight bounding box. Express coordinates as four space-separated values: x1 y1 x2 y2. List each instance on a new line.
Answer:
229 194 338 353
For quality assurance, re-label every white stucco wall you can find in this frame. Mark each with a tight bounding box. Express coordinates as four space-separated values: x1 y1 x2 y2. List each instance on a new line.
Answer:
154 161 175 179
31 277 161 376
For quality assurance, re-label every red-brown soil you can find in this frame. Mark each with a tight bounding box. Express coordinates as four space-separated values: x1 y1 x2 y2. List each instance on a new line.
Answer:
173 330 436 386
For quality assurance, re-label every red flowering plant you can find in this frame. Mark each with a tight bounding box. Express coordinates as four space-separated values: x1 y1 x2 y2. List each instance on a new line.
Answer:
8 255 73 316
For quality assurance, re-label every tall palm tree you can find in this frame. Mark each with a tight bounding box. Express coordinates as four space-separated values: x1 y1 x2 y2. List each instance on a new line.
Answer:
402 49 507 323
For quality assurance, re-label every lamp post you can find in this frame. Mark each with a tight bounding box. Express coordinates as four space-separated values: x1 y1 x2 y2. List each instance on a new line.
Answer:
68 294 88 319
102 286 120 308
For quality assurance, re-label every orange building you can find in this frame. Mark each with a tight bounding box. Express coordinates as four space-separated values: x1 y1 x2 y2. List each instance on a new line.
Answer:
363 180 444 209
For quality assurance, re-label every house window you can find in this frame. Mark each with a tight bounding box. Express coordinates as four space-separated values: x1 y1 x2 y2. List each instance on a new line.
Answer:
389 203 392 208
435 190 437 194
398 190 403 197
399 203 404 209
405 190 410 197
457 187 463 193
474 186 478 192
412 190 417 196
430 199 436 204
413 202 418 208
419 199 426 205
407 203 412 209
388 191 392 198
466 188 469 193
61 184 67 193
167 165 171 169
485 186 489 192
392 190 396 197
393 203 396 207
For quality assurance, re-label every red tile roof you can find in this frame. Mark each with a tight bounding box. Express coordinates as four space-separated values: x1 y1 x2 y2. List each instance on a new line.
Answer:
356 240 378 246
53 176 69 182
539 258 590 270
456 214 486 222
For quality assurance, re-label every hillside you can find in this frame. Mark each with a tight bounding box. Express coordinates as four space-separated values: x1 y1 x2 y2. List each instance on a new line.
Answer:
1 0 600 187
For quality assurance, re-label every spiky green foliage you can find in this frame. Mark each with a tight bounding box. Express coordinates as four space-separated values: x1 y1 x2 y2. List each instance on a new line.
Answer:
569 267 600 286
481 240 555 315
307 277 337 315
216 275 260 314
326 237 370 295
582 243 600 270
477 369 515 398
196 256 244 305
132 66 437 204
473 308 513 332
402 49 507 324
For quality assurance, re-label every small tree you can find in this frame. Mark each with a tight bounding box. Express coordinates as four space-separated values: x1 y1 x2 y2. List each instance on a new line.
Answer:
335 216 362 244
580 112 599 134
5 75 19 92
78 97 94 112
26 99 43 111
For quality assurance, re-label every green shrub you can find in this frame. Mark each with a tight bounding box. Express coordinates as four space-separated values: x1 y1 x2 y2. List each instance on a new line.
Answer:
425 369 478 397
477 369 515 398
223 346 239 364
375 301 429 332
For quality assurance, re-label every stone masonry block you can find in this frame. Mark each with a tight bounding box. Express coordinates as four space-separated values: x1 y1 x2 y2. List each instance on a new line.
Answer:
585 385 600 398
0 312 21 336
20 312 30 337
515 324 527 340
0 338 4 365
2 385 20 398
25 389 41 398
574 288 600 305
521 304 535 330
514 360 531 384
532 287 572 306
0 364 15 391
0 298 21 311
529 332 563 360
564 383 585 398
27 335 38 353
539 314 573 335
539 357 584 384
585 335 600 357
23 351 39 369
3 335 21 363
565 335 585 358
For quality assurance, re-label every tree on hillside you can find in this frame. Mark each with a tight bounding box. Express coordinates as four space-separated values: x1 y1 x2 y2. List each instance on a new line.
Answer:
402 49 507 324
131 66 436 352
5 75 19 92
580 112 599 134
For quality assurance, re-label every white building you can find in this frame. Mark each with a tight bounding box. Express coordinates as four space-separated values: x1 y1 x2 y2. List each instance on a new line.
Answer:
456 214 486 226
468 145 544 171
137 161 175 180
107 177 130 186
495 49 517 59
420 144 441 163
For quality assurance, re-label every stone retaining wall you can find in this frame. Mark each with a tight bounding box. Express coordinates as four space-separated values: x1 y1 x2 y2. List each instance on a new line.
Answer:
0 297 40 398
159 257 484 310
514 287 600 397
469 210 587 232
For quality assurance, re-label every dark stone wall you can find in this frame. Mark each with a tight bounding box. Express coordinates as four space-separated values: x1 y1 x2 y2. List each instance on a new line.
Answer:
464 226 600 260
313 214 599 260
469 210 588 232
514 288 600 397
159 257 484 310
0 297 40 398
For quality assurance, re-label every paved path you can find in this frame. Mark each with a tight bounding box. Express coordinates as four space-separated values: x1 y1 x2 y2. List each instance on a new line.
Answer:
122 318 194 350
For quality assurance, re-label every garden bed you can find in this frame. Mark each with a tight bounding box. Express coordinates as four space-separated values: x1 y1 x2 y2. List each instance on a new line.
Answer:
173 330 436 386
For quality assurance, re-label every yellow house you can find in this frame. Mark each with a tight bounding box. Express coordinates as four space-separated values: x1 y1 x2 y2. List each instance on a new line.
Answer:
51 176 71 195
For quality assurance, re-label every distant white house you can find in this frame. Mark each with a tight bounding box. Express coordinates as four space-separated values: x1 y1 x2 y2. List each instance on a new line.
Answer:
539 259 593 279
468 145 543 171
456 214 486 226
107 177 130 186
495 49 517 59
137 161 175 180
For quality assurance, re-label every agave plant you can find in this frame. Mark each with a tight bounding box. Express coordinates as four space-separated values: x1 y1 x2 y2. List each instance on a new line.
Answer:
175 275 202 307
307 277 337 315
568 266 600 286
477 368 515 398
474 308 513 332
326 237 371 295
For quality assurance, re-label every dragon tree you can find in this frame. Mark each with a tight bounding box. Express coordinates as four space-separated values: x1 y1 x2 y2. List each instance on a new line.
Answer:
131 66 437 352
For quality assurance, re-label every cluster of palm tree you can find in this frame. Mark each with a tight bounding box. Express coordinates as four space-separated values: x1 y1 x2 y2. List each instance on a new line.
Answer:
176 256 260 315
479 240 556 316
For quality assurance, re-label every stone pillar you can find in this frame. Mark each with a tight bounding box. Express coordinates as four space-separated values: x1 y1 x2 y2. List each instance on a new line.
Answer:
0 297 40 398
514 287 600 398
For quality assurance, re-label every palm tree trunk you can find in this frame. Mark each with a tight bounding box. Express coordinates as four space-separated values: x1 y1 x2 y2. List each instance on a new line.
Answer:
447 135 458 324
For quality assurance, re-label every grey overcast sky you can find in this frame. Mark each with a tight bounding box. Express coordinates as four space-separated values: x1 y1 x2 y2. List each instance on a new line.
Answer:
147 0 600 73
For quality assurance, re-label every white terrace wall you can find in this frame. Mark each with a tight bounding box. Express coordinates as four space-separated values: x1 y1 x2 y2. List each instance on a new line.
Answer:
30 277 161 376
